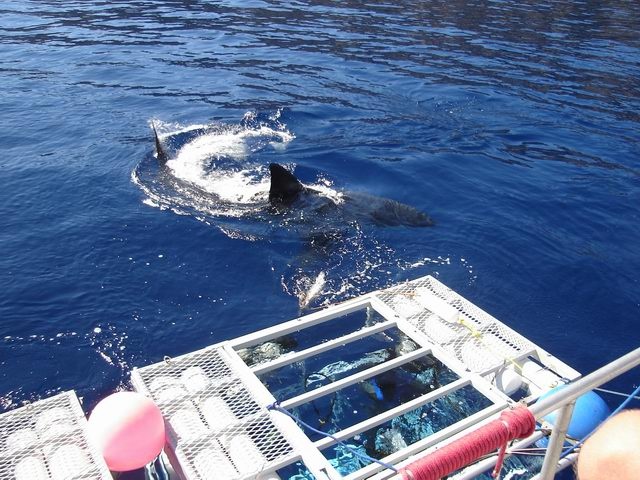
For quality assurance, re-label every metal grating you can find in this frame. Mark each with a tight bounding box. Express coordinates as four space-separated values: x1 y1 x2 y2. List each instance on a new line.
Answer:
0 391 111 480
132 345 294 480
376 276 535 373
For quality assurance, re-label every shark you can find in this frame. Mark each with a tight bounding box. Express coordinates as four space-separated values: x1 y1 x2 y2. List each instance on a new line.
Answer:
148 122 434 309
152 125 434 228
268 163 434 227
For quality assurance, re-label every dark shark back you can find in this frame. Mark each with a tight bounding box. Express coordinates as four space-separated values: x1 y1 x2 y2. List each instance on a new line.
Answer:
269 163 305 205
370 198 435 227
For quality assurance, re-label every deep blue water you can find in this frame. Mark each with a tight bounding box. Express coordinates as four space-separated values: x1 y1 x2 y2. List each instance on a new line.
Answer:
1 0 638 462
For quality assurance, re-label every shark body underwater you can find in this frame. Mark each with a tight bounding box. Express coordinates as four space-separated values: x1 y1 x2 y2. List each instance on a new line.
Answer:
152 125 435 229
267 163 434 227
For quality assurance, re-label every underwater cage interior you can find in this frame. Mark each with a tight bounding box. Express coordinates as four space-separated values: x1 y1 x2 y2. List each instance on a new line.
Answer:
238 305 497 479
130 276 579 480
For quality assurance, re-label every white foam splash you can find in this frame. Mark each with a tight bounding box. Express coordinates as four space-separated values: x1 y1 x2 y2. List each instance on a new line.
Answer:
165 124 294 205
148 119 208 139
170 129 250 166
409 256 451 268
308 181 344 205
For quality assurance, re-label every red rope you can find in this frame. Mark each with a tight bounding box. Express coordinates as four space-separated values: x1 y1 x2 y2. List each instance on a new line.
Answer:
399 406 536 480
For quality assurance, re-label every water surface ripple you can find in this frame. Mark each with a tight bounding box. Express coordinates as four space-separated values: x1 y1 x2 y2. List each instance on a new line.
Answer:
0 0 638 436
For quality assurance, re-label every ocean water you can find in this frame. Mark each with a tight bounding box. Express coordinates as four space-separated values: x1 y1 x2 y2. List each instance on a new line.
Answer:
1 0 639 475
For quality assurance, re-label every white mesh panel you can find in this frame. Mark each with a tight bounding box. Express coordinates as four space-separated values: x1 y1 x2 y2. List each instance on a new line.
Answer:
133 345 294 480
376 276 535 373
0 391 111 480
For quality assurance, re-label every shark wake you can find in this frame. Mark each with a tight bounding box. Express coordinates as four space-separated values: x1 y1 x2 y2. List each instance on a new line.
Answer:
133 111 434 309
134 111 294 224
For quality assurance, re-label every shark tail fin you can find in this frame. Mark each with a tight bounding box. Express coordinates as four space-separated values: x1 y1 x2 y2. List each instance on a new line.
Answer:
152 122 168 164
269 163 305 204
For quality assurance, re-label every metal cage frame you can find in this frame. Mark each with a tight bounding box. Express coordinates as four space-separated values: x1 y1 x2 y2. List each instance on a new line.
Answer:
132 275 579 480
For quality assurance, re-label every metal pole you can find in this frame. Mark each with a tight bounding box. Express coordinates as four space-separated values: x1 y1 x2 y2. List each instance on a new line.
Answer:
529 346 640 477
530 453 579 480
530 346 640 419
537 402 575 479
388 347 640 480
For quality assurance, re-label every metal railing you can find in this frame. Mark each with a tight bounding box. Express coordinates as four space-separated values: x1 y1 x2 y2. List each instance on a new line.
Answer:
531 346 640 479
422 346 640 480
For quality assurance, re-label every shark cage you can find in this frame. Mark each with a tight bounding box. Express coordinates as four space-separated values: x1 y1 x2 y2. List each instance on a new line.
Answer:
130 275 580 480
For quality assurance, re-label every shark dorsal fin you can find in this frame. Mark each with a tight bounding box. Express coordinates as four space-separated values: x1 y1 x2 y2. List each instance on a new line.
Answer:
269 163 304 204
152 123 168 164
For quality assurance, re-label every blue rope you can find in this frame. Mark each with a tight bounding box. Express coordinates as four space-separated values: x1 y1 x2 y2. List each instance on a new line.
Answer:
559 383 640 460
267 401 398 473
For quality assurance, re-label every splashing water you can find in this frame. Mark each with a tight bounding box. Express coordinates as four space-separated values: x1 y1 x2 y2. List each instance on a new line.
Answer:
133 110 296 219
133 111 471 309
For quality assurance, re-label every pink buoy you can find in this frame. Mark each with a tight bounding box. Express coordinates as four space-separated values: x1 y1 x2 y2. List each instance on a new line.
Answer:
87 391 165 472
